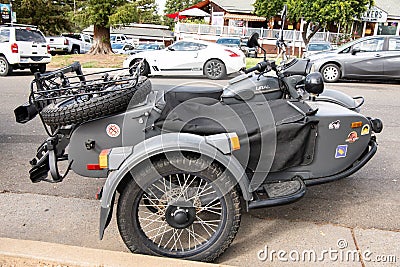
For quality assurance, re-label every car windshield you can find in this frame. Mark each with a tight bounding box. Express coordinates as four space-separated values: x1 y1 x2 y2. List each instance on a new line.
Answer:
112 43 124 49
335 38 362 52
137 44 160 50
16 29 46 42
308 43 332 51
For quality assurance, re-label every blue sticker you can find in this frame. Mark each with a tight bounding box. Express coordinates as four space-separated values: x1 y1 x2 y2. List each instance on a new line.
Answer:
335 145 348 158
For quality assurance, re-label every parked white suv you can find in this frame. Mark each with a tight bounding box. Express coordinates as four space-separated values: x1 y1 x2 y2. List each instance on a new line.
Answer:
0 24 51 76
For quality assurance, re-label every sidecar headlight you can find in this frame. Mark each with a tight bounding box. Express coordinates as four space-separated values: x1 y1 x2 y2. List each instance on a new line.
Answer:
370 118 383 133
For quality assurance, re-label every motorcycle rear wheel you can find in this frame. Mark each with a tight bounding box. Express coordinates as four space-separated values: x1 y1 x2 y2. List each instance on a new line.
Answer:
40 78 151 127
117 154 241 262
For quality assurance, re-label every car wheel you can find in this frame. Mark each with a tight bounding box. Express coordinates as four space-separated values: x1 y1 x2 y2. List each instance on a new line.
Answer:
130 59 150 77
72 47 80 54
117 154 241 262
204 59 226 80
0 56 12 76
321 63 341 83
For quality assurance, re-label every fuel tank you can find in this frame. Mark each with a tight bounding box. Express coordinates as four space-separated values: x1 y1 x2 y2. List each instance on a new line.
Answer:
221 74 283 104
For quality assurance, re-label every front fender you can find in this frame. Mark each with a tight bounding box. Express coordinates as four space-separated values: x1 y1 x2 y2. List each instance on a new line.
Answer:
99 132 250 239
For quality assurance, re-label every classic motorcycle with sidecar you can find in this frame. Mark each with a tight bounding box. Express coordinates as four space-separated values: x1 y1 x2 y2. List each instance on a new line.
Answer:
14 23 382 262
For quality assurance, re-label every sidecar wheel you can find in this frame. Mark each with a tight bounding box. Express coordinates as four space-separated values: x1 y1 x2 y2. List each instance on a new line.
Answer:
117 154 241 262
40 78 152 127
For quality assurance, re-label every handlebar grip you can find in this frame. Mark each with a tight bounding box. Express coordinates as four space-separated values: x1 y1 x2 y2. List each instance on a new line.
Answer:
244 61 269 74
38 62 83 81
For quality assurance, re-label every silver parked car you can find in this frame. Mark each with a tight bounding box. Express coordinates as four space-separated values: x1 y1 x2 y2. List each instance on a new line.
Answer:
309 35 400 82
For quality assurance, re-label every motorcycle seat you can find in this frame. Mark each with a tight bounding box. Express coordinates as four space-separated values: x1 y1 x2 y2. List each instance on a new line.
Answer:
165 86 223 103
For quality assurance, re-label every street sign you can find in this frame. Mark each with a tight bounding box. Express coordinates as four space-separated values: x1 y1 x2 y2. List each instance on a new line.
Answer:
0 4 11 24
361 6 388 23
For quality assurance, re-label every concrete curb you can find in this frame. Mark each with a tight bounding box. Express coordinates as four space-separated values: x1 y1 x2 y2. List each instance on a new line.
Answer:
0 238 230 267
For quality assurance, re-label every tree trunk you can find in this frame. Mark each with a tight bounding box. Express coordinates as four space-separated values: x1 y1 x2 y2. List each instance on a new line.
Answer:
89 25 113 55
302 22 321 46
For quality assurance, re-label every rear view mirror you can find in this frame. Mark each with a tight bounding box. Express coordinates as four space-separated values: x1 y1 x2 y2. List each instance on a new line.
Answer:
351 47 361 55
248 33 260 48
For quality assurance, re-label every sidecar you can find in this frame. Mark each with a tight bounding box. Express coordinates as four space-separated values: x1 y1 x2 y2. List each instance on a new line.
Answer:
15 62 382 262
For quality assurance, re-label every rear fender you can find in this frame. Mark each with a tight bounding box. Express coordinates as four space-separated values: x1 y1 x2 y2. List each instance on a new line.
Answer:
99 132 250 239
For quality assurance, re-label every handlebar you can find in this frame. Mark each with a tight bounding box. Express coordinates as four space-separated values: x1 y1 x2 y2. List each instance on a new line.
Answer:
35 61 85 82
244 60 274 74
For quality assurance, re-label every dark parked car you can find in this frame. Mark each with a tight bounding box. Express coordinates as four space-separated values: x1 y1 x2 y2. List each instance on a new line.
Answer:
309 35 400 82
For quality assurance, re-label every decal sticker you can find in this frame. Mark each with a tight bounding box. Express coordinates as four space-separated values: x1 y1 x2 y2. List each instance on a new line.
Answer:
361 124 370 136
335 145 348 159
106 124 120 138
329 120 340 130
345 131 359 143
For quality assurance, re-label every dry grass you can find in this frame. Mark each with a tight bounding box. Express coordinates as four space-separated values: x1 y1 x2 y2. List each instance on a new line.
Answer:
48 54 126 69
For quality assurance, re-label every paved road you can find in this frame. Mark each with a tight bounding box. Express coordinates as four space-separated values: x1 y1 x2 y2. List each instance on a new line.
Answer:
0 70 399 266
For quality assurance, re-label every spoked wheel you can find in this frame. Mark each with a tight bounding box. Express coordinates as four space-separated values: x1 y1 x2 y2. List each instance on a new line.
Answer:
204 59 226 80
117 154 241 262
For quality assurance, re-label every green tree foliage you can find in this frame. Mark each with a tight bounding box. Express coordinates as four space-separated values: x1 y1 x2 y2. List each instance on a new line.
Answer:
253 0 285 20
74 0 160 54
8 0 75 35
254 0 374 45
164 0 202 27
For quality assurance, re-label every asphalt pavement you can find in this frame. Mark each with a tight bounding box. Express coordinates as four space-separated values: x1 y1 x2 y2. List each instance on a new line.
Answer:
0 70 399 266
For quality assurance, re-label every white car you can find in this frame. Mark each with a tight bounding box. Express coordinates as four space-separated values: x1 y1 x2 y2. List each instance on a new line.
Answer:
0 24 51 76
123 39 246 79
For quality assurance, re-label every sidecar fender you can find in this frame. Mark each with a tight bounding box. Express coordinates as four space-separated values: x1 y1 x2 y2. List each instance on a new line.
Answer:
99 132 250 239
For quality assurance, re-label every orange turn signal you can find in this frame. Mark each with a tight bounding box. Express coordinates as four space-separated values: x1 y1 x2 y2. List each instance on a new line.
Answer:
99 149 111 169
230 136 240 151
351 121 363 128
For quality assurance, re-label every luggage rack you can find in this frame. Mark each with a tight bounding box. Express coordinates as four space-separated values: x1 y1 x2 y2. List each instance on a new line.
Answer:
14 61 144 184
30 61 141 111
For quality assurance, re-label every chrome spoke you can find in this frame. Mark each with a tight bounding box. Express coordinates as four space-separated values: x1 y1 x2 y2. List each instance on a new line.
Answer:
137 173 224 253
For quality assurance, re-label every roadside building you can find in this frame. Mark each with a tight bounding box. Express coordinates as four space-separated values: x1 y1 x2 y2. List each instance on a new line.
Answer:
83 24 175 46
356 0 400 37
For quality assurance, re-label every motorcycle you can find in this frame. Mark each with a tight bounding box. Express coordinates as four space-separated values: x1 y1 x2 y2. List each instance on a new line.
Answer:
14 14 382 263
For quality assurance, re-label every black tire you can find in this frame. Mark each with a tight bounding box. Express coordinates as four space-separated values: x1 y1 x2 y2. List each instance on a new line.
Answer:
30 67 38 74
38 64 46 74
30 65 46 74
117 154 241 262
321 63 341 83
72 47 80 54
0 56 12 76
204 59 226 80
130 59 150 77
40 78 152 127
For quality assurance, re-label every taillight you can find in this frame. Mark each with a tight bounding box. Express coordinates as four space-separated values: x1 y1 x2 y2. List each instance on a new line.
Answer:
225 49 240 57
64 39 69 45
11 43 18 53
47 45 50 54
